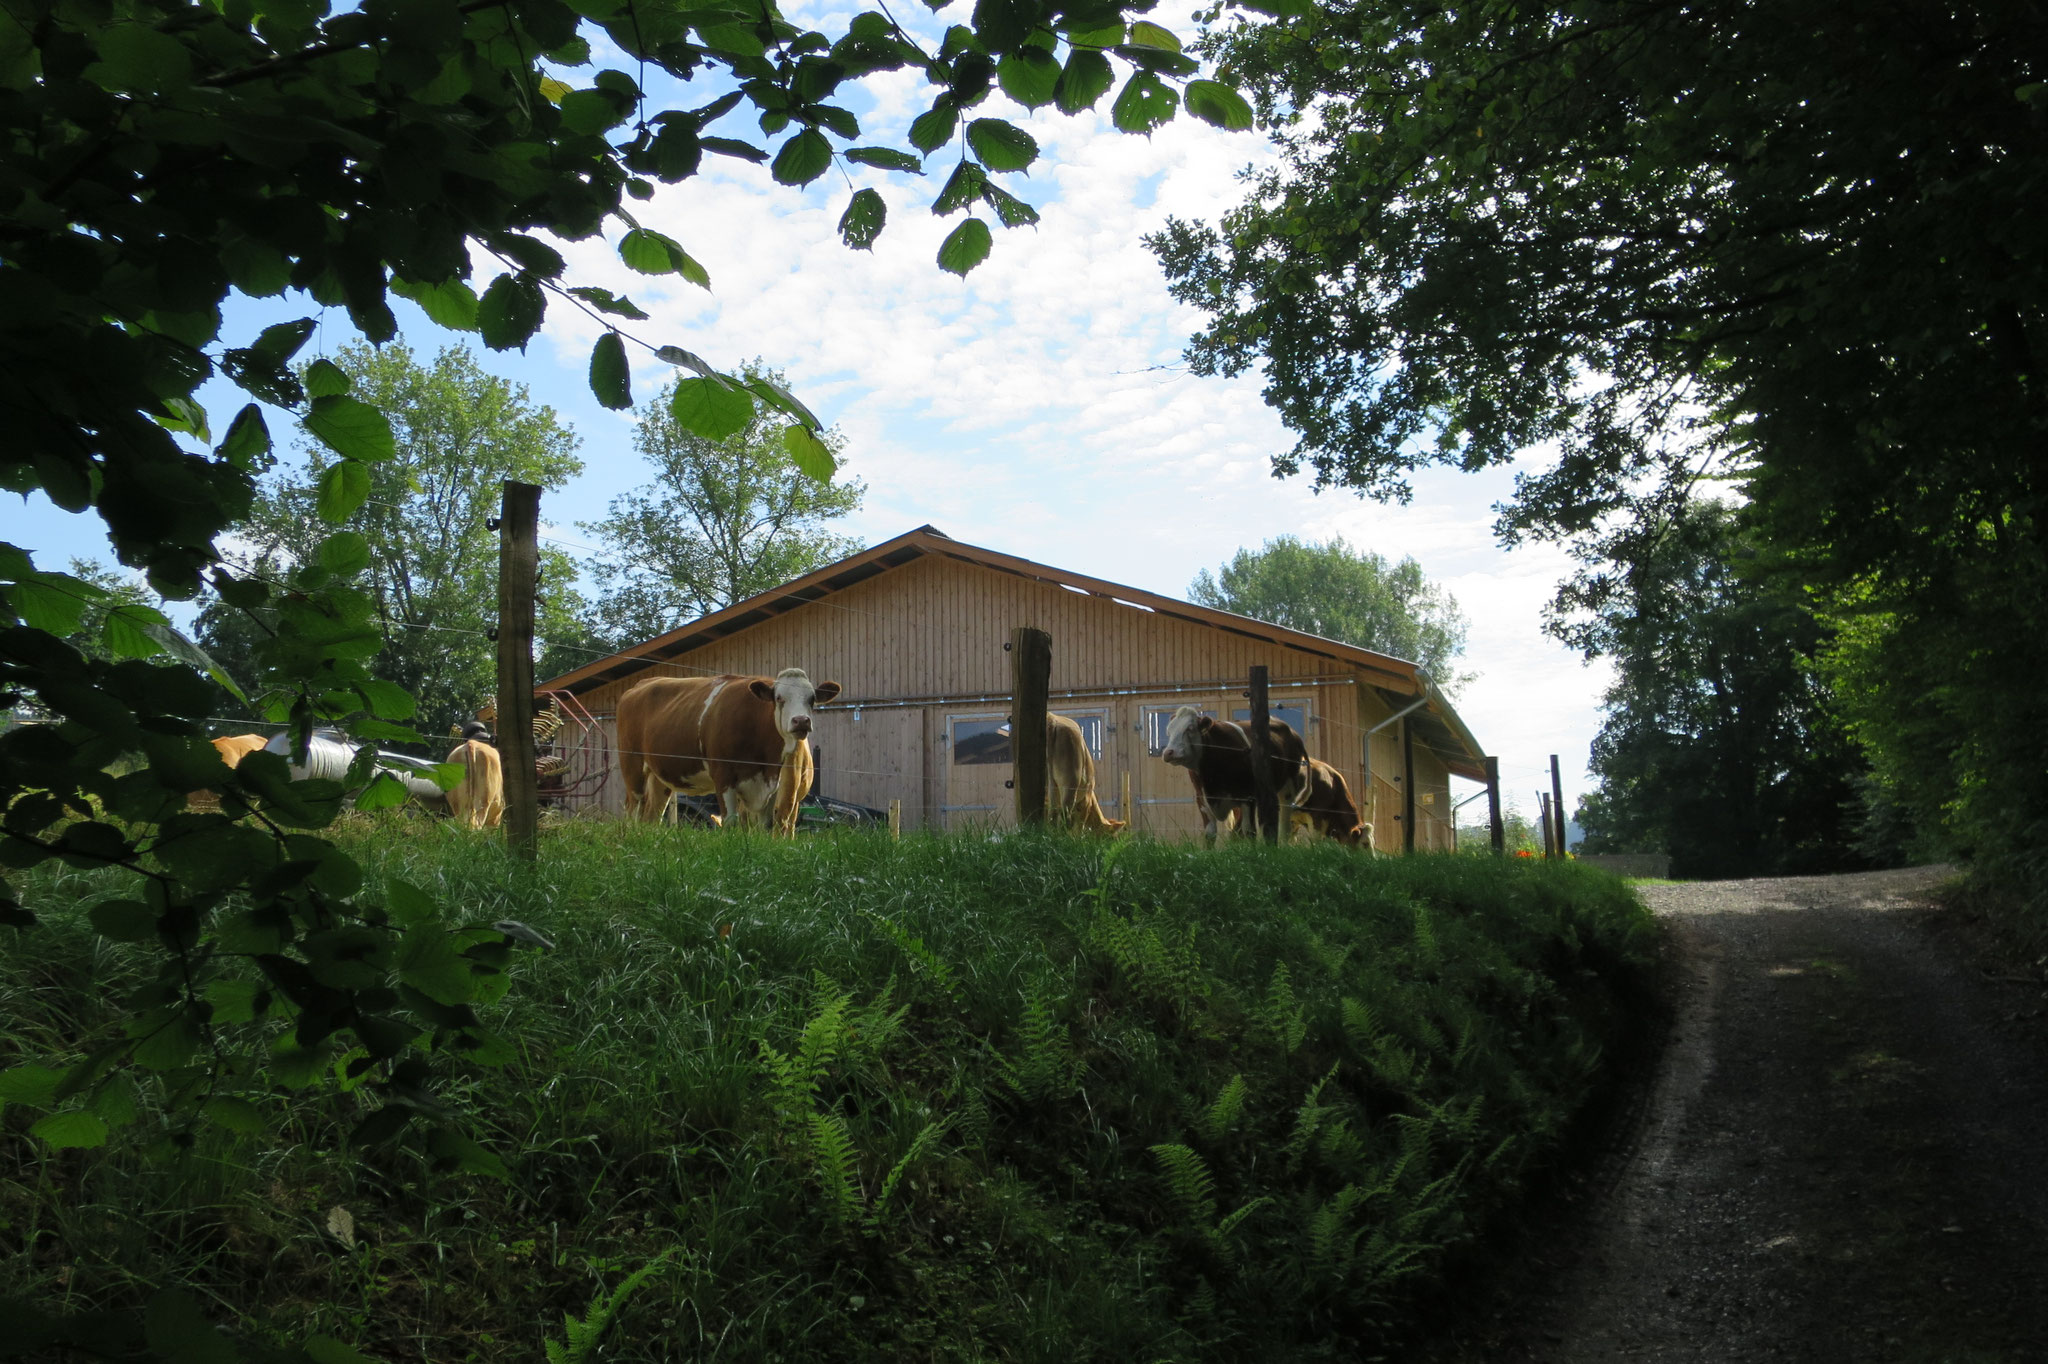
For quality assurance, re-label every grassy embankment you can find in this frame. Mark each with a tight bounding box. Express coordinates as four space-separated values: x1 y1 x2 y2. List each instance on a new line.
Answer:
2 819 1657 1361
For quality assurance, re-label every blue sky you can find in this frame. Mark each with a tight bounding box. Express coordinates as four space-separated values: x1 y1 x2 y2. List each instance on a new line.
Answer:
0 0 1611 821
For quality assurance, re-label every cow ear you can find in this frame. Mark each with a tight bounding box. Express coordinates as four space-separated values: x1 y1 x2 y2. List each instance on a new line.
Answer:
814 681 841 704
749 680 775 701
1196 716 1214 732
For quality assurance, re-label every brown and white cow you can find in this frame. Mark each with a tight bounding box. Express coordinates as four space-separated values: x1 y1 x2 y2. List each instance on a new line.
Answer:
1158 705 1310 844
186 733 271 810
446 722 505 830
1289 757 1371 849
1047 713 1125 834
617 668 840 831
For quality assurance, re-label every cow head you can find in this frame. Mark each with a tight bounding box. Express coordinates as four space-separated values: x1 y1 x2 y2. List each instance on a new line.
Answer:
1158 705 1212 769
749 668 841 743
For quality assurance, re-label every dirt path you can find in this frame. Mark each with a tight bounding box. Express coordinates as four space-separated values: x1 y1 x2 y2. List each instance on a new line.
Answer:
1437 866 2048 1364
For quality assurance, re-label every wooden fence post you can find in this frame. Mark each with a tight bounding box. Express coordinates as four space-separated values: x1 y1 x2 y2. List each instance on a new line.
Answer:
1538 792 1554 858
1010 627 1051 827
495 480 541 863
1485 756 1504 855
1247 665 1279 842
1549 753 1568 859
1401 716 1416 854
1121 770 1132 833
888 799 901 840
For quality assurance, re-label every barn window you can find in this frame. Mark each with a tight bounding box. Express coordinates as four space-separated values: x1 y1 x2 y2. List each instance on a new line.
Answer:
1232 702 1309 740
951 717 1010 765
1144 705 1214 757
1055 711 1106 760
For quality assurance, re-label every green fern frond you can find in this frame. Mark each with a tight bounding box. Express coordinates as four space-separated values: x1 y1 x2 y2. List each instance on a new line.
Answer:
806 1110 865 1226
1215 1194 1271 1244
1411 902 1439 966
1258 964 1307 1053
868 1118 949 1233
863 912 960 1001
1283 1063 1340 1164
1339 995 1379 1052
1197 1073 1248 1142
1006 984 1080 1103
545 1249 677 1364
1150 1142 1218 1229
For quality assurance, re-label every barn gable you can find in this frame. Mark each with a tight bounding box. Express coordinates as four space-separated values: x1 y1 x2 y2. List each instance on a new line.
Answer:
540 527 1489 846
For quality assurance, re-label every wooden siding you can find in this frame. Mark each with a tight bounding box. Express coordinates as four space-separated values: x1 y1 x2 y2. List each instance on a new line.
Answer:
559 553 1470 844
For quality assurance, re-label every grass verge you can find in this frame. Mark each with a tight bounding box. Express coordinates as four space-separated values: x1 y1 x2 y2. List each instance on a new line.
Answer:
2 819 1657 1361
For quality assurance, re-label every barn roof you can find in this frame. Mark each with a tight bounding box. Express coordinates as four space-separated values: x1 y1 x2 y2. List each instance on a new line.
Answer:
539 525 1490 781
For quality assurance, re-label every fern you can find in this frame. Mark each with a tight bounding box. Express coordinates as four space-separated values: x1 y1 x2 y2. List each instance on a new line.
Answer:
806 1110 865 1227
1196 1073 1247 1142
1085 902 1204 1014
1411 901 1439 968
1339 996 1379 1053
1005 984 1080 1102
863 912 960 1002
1150 1142 1218 1229
1283 1063 1340 1165
1257 964 1307 1053
868 1118 949 1232
543 1250 676 1364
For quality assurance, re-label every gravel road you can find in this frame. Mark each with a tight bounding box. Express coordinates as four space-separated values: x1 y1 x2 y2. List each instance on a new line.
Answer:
1432 866 2048 1364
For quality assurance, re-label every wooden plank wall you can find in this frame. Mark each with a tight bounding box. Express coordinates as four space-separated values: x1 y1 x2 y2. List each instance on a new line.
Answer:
557 554 1469 844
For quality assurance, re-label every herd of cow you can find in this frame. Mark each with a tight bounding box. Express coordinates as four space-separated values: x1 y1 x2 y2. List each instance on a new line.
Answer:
195 666 1373 849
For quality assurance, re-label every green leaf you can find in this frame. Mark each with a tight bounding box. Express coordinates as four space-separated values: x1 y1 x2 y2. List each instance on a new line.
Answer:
216 404 271 469
981 182 1041 228
31 1109 108 1149
100 604 171 660
908 104 959 155
354 772 412 811
839 189 887 250
201 1096 265 1134
669 378 757 440
784 425 837 481
845 147 923 173
145 1289 236 1364
1055 50 1115 114
0 1064 64 1108
88 897 157 942
478 274 546 351
142 623 246 703
398 924 473 1005
772 128 835 186
933 160 989 214
620 228 710 288
1127 20 1182 51
6 572 104 635
746 375 824 429
1184 79 1255 132
303 359 351 398
254 319 318 364
937 218 993 276
590 332 632 410
132 1015 201 1070
967 119 1037 171
997 48 1061 108
304 1336 382 1364
316 461 372 524
425 1124 510 1180
386 878 441 927
390 276 481 331
317 531 372 579
357 678 417 719
567 286 651 320
303 396 397 463
1112 71 1179 134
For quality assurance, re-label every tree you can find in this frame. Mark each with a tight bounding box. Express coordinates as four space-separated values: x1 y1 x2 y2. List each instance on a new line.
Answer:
1189 536 1472 692
0 8 1259 1329
1565 502 1874 880
582 369 865 645
197 342 583 739
1151 1 2044 902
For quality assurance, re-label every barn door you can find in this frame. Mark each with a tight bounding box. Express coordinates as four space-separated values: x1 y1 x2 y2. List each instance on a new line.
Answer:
809 707 922 820
944 711 1012 829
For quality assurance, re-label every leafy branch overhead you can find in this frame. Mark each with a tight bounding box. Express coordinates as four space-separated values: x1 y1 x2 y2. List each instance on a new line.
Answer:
0 0 1248 1223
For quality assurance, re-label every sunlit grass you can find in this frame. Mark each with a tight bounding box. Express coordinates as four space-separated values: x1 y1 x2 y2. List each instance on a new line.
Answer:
2 817 1658 1361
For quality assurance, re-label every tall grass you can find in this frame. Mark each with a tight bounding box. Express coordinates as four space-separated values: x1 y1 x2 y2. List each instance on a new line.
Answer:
1 817 1656 1361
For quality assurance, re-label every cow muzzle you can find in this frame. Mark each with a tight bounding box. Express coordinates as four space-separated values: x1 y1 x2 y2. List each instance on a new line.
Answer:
789 715 812 738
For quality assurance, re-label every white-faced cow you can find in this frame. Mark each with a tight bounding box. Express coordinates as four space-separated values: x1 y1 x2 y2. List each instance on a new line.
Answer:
1290 757 1371 849
1158 705 1310 844
616 668 840 832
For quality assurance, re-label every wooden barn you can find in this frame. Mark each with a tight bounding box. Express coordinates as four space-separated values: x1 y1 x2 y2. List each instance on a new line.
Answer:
537 526 1491 849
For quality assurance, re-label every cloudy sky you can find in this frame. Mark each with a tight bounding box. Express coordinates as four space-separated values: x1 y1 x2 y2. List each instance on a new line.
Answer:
0 0 1611 822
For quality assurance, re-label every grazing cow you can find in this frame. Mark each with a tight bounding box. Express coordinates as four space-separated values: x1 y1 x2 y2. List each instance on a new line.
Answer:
187 733 271 809
617 668 840 831
446 722 505 830
1290 758 1371 849
1046 713 1124 834
1158 705 1310 844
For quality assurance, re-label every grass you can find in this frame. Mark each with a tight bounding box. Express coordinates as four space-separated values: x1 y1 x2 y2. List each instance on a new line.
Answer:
2 817 1658 1361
